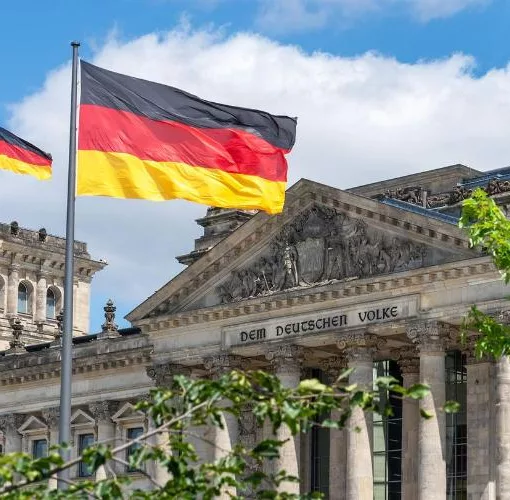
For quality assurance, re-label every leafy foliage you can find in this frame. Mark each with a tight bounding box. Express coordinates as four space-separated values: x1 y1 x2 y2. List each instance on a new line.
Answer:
459 188 510 359
0 370 430 499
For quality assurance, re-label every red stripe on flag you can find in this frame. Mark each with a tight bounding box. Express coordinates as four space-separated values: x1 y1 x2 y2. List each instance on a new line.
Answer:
0 139 52 167
78 104 289 183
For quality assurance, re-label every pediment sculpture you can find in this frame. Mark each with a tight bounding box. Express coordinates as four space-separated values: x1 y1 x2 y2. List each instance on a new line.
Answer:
216 205 427 303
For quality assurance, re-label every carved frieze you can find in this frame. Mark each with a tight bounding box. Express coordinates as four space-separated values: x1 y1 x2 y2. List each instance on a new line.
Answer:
217 205 427 303
383 177 510 209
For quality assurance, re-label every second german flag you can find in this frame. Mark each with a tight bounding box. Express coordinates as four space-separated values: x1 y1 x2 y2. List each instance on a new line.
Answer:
77 61 297 214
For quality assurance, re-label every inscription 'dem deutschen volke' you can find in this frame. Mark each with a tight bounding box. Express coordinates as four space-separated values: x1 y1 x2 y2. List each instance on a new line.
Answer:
222 296 418 347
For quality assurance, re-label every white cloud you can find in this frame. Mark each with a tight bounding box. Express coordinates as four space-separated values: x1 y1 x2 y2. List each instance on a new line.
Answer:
254 0 491 31
5 25 510 328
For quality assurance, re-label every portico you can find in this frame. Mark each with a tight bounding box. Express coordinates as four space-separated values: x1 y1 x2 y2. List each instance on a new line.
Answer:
1 168 510 498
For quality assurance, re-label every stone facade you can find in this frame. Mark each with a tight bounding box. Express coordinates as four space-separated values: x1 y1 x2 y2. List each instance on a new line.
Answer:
0 221 105 348
1 165 510 498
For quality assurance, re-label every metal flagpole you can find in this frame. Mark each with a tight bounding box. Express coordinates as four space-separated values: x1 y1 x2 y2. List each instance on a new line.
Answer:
58 40 80 490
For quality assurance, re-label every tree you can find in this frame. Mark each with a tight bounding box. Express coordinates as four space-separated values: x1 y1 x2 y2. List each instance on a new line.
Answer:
0 368 432 499
459 187 510 358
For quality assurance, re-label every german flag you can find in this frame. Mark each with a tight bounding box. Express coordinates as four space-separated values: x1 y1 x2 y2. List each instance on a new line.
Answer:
0 127 52 180
77 61 296 214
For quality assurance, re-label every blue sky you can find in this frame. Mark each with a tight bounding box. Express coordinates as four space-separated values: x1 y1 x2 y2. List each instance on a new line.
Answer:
1 0 509 121
1 0 510 331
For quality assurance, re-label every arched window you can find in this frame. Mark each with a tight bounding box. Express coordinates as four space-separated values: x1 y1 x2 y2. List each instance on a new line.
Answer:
17 282 28 314
46 288 56 319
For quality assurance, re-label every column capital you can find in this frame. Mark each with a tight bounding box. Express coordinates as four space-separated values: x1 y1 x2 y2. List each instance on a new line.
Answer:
394 346 420 374
265 345 304 372
89 401 118 423
204 354 244 377
406 320 446 353
42 407 60 429
336 333 385 362
0 414 24 433
320 355 348 383
146 363 192 387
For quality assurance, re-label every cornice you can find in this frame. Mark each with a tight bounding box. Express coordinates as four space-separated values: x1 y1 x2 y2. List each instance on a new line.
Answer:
0 339 153 386
137 256 495 333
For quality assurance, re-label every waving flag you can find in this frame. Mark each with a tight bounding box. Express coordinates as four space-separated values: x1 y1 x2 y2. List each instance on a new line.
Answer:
0 126 52 179
77 61 297 214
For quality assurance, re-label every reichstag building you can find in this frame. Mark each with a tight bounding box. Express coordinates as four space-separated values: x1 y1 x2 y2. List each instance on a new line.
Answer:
0 163 509 500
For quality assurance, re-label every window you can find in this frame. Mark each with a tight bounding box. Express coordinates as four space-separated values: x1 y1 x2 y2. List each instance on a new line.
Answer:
17 283 28 314
373 360 403 500
126 427 144 472
310 369 329 496
446 351 467 500
46 289 56 319
32 439 47 459
78 433 95 477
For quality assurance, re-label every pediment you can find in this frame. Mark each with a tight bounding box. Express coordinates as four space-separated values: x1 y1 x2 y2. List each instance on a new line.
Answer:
18 415 47 434
127 179 478 322
112 403 145 423
70 409 95 428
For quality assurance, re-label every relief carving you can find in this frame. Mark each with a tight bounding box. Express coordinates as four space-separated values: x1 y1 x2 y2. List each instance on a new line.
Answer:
384 177 510 209
217 206 426 303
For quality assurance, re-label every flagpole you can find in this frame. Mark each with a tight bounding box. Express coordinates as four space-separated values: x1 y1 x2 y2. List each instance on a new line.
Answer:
58 40 80 489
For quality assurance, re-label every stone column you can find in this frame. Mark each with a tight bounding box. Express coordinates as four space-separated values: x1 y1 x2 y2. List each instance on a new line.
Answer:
407 321 446 500
204 354 244 498
35 272 47 324
6 264 19 317
321 355 348 500
0 414 23 453
42 408 60 489
396 346 420 500
146 363 192 486
464 341 496 500
265 345 303 495
496 355 510 500
337 334 381 500
89 402 117 480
